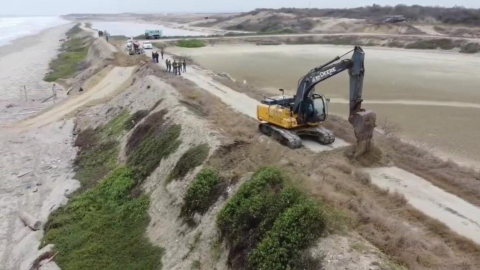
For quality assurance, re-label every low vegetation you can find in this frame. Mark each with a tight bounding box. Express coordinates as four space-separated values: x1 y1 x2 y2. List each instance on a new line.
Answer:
73 109 135 192
65 23 83 37
227 16 314 33
176 39 206 48
217 167 325 269
44 36 91 82
168 143 210 182
181 168 223 217
127 113 182 179
460 42 480 54
74 140 119 191
43 167 164 270
124 110 149 130
245 5 480 26
405 38 456 50
44 106 172 269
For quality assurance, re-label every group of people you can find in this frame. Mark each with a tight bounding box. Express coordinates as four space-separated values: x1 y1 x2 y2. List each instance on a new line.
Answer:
152 50 164 63
165 59 186 75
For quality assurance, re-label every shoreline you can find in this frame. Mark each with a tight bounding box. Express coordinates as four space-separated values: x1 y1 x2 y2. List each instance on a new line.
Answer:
0 23 73 127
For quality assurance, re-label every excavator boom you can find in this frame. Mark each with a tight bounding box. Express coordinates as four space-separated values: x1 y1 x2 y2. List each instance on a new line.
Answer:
293 46 376 155
256 46 376 155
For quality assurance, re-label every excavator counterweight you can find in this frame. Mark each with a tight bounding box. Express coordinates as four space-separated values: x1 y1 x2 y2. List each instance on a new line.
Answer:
257 46 376 156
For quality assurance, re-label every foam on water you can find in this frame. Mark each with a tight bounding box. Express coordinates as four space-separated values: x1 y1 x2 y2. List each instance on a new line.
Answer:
0 17 68 46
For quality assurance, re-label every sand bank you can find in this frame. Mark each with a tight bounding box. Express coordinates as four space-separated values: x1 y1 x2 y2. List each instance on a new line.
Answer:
0 23 73 127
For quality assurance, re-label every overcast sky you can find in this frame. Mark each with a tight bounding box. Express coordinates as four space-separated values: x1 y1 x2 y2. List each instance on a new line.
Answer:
0 0 479 16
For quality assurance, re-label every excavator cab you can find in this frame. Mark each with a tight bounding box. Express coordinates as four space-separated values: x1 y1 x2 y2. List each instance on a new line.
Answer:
301 93 329 124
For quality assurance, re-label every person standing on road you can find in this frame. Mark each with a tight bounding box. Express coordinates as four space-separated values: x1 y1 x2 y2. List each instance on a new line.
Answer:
152 52 156 62
165 59 169 72
173 60 177 75
156 52 160 63
182 60 186 73
160 48 164 59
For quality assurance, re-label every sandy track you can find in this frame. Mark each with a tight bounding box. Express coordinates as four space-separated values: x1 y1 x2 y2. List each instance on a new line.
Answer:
11 66 136 132
366 167 480 245
149 51 349 152
0 24 73 127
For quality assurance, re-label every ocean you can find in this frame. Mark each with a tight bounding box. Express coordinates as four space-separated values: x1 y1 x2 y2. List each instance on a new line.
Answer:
0 16 68 46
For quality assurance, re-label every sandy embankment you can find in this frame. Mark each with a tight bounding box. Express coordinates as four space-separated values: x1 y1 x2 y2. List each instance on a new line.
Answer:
0 24 73 127
150 49 480 245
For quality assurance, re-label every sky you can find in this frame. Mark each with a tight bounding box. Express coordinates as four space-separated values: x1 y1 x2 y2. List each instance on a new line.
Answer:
0 0 479 16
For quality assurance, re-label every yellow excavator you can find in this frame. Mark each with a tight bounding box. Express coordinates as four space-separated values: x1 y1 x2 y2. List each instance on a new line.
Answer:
257 46 376 155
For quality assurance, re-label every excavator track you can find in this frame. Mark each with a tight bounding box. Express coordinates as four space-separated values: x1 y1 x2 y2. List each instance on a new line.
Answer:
259 123 302 149
295 126 336 145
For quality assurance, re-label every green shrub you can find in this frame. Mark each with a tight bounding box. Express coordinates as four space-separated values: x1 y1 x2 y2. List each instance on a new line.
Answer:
97 109 131 139
44 37 90 82
43 167 164 270
74 140 119 191
177 39 206 48
460 43 480 54
405 39 455 50
126 110 168 156
128 124 182 180
248 200 325 270
181 168 222 217
217 167 308 268
73 109 137 191
168 143 210 182
124 110 149 130
191 260 201 270
66 23 82 37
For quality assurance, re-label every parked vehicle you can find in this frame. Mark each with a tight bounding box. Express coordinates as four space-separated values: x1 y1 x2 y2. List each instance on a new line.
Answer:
143 41 153 49
145 29 162 39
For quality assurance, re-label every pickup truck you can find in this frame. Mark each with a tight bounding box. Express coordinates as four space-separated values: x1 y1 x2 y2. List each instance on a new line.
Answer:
145 29 162 39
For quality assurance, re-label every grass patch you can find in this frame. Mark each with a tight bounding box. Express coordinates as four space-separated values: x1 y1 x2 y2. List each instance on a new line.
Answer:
217 167 325 269
168 143 210 182
97 109 131 139
460 42 480 54
405 39 455 50
176 39 206 48
74 109 138 192
181 168 224 217
190 260 201 270
124 110 149 130
127 110 182 180
66 23 82 37
74 140 119 191
43 167 164 270
44 36 90 82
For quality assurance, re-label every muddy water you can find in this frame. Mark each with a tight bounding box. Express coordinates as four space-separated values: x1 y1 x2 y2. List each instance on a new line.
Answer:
170 44 480 164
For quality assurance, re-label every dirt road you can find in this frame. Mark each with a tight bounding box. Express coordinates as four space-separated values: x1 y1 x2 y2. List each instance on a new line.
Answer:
12 66 136 132
366 167 480 245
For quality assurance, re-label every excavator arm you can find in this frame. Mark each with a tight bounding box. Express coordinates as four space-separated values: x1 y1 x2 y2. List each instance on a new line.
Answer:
293 46 376 154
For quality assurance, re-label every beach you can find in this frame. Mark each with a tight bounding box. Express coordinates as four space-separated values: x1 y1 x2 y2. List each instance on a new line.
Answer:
0 23 72 127
0 21 79 270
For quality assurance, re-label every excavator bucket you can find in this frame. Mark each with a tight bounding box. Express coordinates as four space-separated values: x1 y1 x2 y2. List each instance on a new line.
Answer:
349 110 377 156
